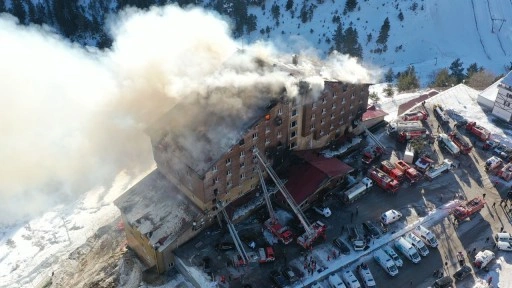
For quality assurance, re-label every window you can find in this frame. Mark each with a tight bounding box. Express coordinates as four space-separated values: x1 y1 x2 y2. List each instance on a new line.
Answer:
240 173 246 179
213 188 218 196
277 131 282 138
227 169 232 176
320 130 324 136
351 93 355 99
278 108 283 115
292 109 297 116
252 132 258 139
339 118 344 124
265 139 271 145
212 177 219 185
330 124 334 129
505 101 511 107
225 158 231 165
333 92 337 98
227 180 232 187
291 131 297 138
342 98 346 104
321 118 325 125
312 103 317 109
212 165 217 172
350 104 353 109
322 108 326 114
322 98 326 104
290 141 297 149
332 103 336 109
290 120 297 128
331 113 335 119
240 151 245 157
265 126 270 134
311 113 316 119
240 162 245 168
310 123 315 130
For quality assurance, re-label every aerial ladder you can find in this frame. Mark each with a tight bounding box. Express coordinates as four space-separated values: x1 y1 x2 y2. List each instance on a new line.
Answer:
257 166 294 245
220 206 249 265
363 124 386 150
253 149 326 249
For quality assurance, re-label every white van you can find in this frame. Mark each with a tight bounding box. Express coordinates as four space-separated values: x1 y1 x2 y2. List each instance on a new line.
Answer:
341 270 361 288
494 232 512 243
380 209 402 225
382 245 403 267
329 274 347 288
395 237 421 263
357 264 376 288
374 248 398 276
405 233 429 256
497 241 512 251
413 225 438 248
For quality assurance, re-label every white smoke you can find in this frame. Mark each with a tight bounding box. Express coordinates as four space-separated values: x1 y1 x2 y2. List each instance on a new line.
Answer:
0 5 379 224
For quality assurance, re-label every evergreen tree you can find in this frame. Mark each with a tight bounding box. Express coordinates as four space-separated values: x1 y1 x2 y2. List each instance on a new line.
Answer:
344 0 357 14
430 68 456 87
0 0 6 12
246 14 257 33
11 0 27 24
449 58 465 83
384 68 394 83
285 0 294 11
398 11 404 21
27 0 36 23
341 26 362 59
466 62 483 79
397 66 420 92
271 2 280 25
376 17 390 45
232 0 248 37
331 23 344 52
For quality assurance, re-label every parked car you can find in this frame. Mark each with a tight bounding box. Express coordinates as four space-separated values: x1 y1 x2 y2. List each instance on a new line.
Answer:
497 241 512 251
333 236 351 255
433 276 454 288
215 242 235 251
363 221 381 239
311 283 323 288
453 265 472 281
270 270 287 288
282 266 298 283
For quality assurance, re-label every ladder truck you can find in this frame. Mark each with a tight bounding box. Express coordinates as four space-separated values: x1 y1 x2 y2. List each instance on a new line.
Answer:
256 166 294 245
254 149 327 249
220 207 250 266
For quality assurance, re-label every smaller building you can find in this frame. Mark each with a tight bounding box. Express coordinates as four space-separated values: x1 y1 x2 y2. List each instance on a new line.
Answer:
114 170 206 273
276 150 354 210
361 105 388 129
478 71 512 121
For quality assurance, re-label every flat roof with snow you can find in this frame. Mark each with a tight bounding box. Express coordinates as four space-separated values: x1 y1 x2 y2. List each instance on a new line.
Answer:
478 77 502 104
502 71 512 87
114 169 204 251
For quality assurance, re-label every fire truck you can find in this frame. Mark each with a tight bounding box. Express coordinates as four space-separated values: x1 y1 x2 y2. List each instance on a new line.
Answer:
394 160 421 183
256 167 294 245
387 121 428 143
433 104 450 124
414 155 434 173
425 159 454 181
449 131 473 154
401 110 428 121
485 156 503 173
452 197 485 221
362 146 384 165
254 149 326 249
380 160 404 182
465 121 491 141
368 167 400 193
499 163 512 181
438 133 460 156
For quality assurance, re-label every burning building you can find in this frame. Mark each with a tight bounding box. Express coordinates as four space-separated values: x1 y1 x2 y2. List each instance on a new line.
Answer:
115 57 370 273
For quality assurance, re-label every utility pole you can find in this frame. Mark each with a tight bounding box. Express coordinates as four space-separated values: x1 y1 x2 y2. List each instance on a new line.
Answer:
61 217 71 245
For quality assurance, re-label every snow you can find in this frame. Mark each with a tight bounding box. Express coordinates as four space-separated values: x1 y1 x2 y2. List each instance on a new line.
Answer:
502 71 512 87
479 78 502 108
247 0 512 84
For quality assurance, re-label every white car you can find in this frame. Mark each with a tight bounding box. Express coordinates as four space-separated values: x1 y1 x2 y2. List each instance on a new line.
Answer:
314 206 332 217
497 241 512 251
329 274 347 288
311 283 324 288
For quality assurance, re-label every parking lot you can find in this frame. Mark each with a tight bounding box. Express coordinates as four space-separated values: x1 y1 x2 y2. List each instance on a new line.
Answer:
173 102 512 288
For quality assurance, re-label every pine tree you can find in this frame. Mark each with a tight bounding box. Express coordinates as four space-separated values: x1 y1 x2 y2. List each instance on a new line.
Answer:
285 0 293 11
11 0 27 24
376 17 390 45
331 23 344 52
466 63 483 79
398 11 404 21
271 2 280 25
341 26 363 59
449 58 465 83
0 0 5 12
344 0 357 14
384 68 394 83
431 68 456 88
397 66 420 92
27 0 36 23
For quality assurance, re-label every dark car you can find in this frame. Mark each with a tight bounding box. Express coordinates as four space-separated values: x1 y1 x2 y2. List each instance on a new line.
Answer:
281 266 298 283
270 270 288 288
363 221 381 239
333 236 351 255
433 276 454 288
453 265 472 281
202 257 212 274
215 242 235 251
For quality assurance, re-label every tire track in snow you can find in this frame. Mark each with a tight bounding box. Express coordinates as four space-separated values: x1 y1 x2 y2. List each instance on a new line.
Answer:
486 0 506 55
470 0 491 60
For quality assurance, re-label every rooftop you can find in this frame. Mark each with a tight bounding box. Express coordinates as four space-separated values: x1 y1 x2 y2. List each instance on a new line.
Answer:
114 169 204 251
502 71 512 87
362 105 388 122
479 76 502 103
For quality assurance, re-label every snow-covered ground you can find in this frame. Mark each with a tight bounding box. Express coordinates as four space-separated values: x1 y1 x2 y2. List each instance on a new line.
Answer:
247 0 512 84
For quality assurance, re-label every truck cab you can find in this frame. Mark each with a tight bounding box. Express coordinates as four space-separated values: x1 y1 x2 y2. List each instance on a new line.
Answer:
348 225 366 251
405 233 429 256
395 237 421 263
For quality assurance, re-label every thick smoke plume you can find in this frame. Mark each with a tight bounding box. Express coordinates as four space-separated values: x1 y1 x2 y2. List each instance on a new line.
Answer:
0 5 378 224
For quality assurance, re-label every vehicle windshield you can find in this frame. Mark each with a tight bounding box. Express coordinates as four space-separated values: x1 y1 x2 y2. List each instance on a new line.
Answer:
412 252 420 259
389 265 398 273
428 236 437 244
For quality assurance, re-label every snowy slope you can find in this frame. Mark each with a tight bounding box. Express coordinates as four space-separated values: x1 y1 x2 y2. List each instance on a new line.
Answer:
246 0 512 83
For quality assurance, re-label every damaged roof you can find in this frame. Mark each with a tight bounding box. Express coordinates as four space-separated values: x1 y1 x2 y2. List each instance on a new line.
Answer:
114 169 204 251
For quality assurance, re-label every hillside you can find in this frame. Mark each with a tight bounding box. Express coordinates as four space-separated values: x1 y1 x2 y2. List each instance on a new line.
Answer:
2 0 512 83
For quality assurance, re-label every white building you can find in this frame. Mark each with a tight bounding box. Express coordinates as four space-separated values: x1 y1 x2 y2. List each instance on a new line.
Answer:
477 71 512 121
